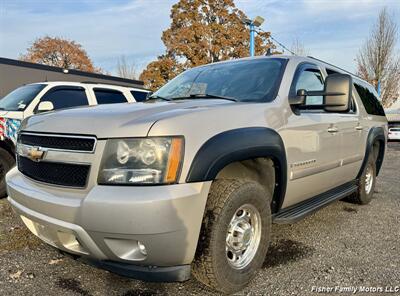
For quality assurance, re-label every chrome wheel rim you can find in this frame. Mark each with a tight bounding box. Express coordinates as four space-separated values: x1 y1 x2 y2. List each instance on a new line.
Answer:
365 164 374 194
226 204 262 269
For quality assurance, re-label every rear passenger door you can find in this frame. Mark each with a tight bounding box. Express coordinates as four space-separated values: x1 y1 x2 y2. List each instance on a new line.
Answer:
322 69 365 183
93 88 128 105
35 86 89 112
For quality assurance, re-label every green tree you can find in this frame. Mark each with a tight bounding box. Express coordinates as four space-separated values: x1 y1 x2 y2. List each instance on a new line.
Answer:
140 0 274 90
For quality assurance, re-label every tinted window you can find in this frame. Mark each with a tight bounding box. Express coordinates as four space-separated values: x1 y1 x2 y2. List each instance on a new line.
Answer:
0 84 46 111
326 68 339 75
295 69 324 105
131 91 148 102
40 87 88 110
94 89 127 104
153 58 286 102
354 83 385 116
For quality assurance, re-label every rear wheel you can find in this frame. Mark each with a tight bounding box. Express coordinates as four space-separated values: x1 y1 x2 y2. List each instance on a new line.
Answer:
348 153 376 205
0 147 15 198
192 179 271 294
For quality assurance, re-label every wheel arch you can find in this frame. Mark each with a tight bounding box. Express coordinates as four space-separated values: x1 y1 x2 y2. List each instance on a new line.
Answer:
0 138 16 159
186 127 287 213
357 126 385 178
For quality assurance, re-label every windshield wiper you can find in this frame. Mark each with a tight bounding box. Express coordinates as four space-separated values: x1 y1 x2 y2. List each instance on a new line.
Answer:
173 93 238 102
146 95 171 101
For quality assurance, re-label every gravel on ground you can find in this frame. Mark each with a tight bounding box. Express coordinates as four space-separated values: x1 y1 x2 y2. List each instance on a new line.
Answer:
0 143 399 296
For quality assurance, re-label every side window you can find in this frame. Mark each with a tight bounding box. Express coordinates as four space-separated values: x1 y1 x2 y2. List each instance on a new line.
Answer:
295 69 324 105
354 83 385 116
94 88 127 104
130 91 148 102
40 87 88 110
326 68 340 76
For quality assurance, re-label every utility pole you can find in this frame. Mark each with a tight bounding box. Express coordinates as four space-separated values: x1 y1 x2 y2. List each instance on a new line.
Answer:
250 23 255 57
377 80 381 96
244 16 265 57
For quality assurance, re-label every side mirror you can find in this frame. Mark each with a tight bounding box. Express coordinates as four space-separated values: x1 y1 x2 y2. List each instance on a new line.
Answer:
37 101 54 113
324 74 352 112
289 73 352 112
289 89 307 105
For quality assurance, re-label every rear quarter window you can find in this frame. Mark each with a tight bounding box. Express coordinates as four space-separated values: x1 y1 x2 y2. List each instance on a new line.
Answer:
94 88 127 104
130 91 148 102
354 83 385 116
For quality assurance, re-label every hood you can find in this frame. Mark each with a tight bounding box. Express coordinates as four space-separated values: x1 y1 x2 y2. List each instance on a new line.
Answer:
0 110 24 120
22 100 232 138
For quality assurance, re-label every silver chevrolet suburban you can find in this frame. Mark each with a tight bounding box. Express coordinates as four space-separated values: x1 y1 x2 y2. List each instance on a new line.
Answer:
6 56 387 294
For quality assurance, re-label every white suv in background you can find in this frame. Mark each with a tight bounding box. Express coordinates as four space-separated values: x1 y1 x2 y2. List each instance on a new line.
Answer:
0 81 149 197
388 126 400 141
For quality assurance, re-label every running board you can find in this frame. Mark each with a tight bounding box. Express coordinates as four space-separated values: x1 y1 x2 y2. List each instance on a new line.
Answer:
273 181 358 224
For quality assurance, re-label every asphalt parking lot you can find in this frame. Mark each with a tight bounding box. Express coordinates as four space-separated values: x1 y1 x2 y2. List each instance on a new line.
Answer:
0 142 399 296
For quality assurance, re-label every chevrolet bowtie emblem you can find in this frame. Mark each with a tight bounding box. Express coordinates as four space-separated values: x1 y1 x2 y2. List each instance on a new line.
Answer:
18 145 46 161
28 146 45 161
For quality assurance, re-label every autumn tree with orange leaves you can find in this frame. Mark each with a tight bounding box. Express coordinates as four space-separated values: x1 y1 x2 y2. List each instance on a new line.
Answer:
140 0 275 90
20 36 101 73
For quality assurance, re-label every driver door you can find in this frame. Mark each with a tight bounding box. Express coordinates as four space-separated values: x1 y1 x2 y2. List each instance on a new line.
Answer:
280 63 343 208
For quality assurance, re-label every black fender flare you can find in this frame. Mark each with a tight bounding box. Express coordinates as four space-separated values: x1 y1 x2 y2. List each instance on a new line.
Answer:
186 127 287 212
357 126 386 178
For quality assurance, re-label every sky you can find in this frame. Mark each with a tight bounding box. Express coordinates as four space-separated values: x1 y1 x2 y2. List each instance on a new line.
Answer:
0 0 399 76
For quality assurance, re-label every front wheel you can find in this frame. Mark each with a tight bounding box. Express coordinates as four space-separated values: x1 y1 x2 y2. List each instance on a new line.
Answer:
192 179 271 294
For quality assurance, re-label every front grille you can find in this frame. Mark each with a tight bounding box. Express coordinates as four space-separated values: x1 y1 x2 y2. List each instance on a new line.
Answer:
19 133 96 152
18 156 90 188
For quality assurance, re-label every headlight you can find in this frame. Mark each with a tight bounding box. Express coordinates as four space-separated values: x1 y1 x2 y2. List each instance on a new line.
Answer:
98 137 184 185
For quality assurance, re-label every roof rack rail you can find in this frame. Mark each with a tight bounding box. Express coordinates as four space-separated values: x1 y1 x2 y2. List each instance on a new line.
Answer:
80 81 147 90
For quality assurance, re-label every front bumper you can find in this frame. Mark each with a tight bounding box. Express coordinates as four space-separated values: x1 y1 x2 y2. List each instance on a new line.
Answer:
6 167 211 279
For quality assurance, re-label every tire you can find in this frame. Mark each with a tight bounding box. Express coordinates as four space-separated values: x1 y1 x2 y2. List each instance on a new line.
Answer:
192 179 272 294
0 147 15 198
348 153 376 205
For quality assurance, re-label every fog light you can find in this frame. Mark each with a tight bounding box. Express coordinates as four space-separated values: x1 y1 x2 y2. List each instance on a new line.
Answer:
138 241 147 256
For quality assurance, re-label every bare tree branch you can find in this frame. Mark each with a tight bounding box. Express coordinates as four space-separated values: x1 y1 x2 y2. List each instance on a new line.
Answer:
357 8 400 107
290 38 310 56
116 56 138 80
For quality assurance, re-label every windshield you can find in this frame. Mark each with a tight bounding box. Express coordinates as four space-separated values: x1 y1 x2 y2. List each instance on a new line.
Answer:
152 58 286 102
0 84 47 111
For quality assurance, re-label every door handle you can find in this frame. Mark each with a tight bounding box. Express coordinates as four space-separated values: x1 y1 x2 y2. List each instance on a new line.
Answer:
327 127 339 133
355 125 363 131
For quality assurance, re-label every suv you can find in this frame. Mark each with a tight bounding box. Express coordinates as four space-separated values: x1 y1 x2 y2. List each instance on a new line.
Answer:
6 56 387 294
0 81 149 197
388 126 400 141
